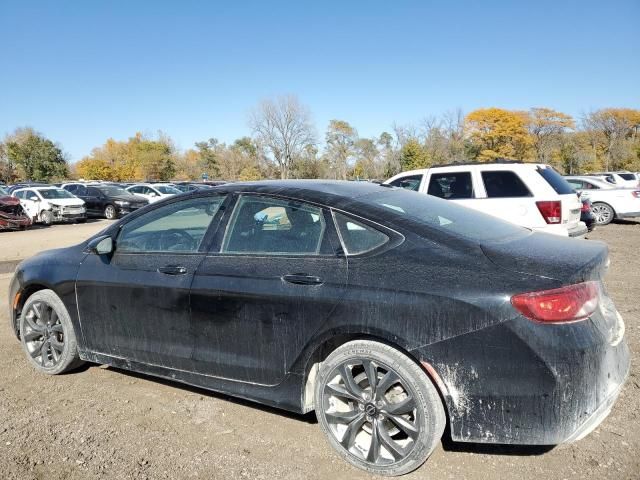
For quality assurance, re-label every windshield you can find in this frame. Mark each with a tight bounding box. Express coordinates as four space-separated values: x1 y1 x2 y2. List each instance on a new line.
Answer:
0 186 8 196
365 188 528 242
97 186 131 197
39 188 75 199
155 185 182 195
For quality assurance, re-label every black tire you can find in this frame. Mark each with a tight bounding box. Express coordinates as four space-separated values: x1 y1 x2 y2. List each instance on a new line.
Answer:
40 210 54 226
76 218 87 224
314 340 446 476
591 202 615 225
19 289 84 375
104 204 117 220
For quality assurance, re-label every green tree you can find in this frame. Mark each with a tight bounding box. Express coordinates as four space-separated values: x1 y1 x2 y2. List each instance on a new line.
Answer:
4 127 68 181
325 120 357 179
399 139 430 171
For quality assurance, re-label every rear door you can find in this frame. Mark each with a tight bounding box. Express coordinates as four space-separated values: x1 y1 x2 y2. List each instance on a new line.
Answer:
189 194 347 386
475 170 538 227
17 190 40 220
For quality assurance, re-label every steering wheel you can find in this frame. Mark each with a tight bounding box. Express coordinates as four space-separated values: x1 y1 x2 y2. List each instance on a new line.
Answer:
159 229 197 251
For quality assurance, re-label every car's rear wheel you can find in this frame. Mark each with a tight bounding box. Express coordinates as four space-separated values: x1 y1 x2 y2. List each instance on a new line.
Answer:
19 289 84 375
591 202 614 225
104 204 117 220
314 340 445 476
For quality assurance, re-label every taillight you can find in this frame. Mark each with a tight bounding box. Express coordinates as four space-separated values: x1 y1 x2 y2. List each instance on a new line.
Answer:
632 191 640 198
511 281 600 323
536 200 562 224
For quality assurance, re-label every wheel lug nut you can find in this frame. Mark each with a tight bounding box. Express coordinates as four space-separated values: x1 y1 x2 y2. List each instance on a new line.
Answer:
378 414 384 420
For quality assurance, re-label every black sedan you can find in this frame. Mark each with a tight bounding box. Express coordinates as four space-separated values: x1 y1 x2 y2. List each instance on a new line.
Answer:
8 181 629 476
62 184 149 219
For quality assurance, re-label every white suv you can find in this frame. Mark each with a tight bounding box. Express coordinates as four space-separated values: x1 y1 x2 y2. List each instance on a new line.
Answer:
385 162 587 237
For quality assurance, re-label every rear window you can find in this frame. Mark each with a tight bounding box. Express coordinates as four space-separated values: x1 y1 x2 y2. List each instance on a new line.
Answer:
482 171 531 198
537 167 575 194
366 189 527 242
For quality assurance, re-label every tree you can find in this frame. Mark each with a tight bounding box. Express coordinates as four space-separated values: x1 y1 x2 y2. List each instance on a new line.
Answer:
194 138 220 177
325 120 357 180
75 158 114 180
4 127 68 181
528 108 574 162
582 108 640 170
249 95 315 179
399 139 430 171
465 108 532 160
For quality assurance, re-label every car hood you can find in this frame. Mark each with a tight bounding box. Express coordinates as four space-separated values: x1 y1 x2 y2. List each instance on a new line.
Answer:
480 232 608 284
46 198 85 207
0 195 21 206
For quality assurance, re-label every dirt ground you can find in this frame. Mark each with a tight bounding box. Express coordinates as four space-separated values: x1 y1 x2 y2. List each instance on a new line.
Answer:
0 220 638 480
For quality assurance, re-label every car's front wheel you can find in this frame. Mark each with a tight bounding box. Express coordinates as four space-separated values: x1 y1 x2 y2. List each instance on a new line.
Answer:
40 210 53 225
104 204 117 220
19 289 84 375
314 340 446 476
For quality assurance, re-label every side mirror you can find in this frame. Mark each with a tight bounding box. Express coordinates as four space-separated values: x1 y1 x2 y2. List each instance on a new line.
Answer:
86 235 114 255
30 196 39 202
149 192 157 197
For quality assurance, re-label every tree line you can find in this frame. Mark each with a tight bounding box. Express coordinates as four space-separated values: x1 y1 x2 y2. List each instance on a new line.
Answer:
1 96 639 184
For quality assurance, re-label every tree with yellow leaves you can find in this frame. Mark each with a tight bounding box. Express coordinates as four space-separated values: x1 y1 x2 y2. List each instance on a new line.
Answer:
527 108 575 163
464 108 531 161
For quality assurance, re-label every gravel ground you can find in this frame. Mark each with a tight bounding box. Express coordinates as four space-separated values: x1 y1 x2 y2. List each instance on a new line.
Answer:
0 221 638 479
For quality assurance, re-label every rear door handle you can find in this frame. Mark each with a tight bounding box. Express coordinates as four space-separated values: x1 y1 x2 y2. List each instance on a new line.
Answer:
282 273 324 285
158 265 188 275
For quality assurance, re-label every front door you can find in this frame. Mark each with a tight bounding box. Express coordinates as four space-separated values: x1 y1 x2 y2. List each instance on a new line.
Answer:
16 189 40 220
189 194 348 386
76 194 228 370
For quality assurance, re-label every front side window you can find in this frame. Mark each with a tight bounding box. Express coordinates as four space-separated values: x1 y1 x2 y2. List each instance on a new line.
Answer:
155 185 181 195
388 175 423 191
427 172 473 199
222 196 325 255
481 171 531 198
117 196 225 253
128 186 142 194
334 212 388 255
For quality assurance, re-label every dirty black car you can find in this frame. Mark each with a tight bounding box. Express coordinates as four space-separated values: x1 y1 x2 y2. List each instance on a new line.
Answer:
8 181 629 476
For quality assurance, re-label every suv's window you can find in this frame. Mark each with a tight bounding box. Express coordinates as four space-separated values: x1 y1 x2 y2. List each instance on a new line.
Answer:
482 171 531 198
427 172 473 199
537 167 575 194
619 173 636 181
582 181 599 190
75 185 88 196
24 190 38 200
388 175 423 191
87 187 102 196
334 212 388 255
117 196 225 253
222 196 325 255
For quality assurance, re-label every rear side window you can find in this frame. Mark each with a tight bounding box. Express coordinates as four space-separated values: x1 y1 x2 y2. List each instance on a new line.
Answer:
427 172 473 199
619 173 636 181
87 187 102 196
537 167 575 194
333 212 388 255
482 171 531 198
388 175 423 191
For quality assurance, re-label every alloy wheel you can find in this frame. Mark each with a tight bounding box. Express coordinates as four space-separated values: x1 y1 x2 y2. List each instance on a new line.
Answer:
105 205 116 219
321 359 421 466
591 203 613 225
23 301 65 368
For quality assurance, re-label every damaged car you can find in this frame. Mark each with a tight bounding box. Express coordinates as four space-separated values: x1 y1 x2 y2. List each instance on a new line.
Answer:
8 181 629 476
12 186 86 225
0 186 31 230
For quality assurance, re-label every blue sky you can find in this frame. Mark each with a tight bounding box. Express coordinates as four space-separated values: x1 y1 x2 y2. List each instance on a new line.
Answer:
1 0 638 162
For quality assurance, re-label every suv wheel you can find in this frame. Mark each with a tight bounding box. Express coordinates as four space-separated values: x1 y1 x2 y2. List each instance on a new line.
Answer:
591 202 614 225
314 340 446 476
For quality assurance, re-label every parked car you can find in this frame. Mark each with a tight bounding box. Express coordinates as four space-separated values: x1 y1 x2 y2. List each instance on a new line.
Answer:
9 181 628 476
385 161 587 237
125 183 181 203
583 172 640 188
564 176 640 225
7 182 49 194
580 197 596 232
12 187 86 225
0 185 31 230
62 184 149 219
171 182 214 193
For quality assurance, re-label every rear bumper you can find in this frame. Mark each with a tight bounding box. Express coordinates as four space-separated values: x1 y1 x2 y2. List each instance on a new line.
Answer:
567 222 589 237
414 308 630 445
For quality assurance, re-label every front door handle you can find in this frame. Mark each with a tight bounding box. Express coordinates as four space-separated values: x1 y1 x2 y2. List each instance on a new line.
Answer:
158 265 188 275
282 273 324 285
